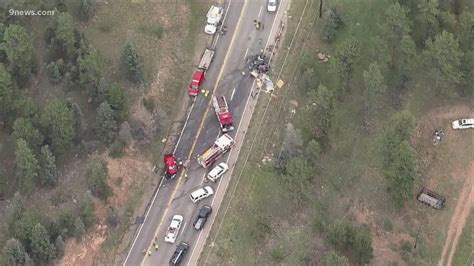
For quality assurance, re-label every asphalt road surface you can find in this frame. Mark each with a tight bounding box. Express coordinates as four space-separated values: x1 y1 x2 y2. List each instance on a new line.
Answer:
123 0 285 265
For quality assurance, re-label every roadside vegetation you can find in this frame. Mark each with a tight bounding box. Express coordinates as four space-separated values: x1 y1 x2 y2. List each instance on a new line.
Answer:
0 0 206 264
452 210 473 266
202 0 473 265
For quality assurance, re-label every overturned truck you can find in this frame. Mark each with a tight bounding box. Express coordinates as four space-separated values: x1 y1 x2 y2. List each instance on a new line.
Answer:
416 187 445 209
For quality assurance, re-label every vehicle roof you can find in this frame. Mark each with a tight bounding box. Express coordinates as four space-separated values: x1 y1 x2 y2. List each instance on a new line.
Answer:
199 205 212 216
218 112 233 125
215 134 234 148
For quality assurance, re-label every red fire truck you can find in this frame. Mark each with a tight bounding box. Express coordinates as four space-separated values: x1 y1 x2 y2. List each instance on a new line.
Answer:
212 95 234 132
197 134 234 168
163 154 178 179
188 48 215 96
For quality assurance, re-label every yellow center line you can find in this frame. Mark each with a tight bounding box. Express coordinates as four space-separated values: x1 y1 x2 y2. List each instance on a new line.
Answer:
140 1 248 264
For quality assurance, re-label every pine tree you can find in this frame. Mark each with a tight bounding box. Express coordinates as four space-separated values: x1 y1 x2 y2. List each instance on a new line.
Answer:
55 235 65 258
15 139 39 194
30 223 56 261
39 145 57 186
1 238 33 266
121 42 143 83
12 117 44 149
96 101 117 143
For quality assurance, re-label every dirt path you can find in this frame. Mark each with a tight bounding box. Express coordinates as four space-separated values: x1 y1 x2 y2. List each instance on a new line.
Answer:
438 160 473 266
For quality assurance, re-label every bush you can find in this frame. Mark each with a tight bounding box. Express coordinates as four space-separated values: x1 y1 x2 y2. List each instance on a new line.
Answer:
142 96 155 113
106 207 120 228
109 139 125 158
85 158 112 200
321 8 343 43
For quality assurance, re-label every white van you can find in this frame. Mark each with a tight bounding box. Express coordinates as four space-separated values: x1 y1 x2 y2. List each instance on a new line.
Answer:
207 162 229 182
189 186 214 203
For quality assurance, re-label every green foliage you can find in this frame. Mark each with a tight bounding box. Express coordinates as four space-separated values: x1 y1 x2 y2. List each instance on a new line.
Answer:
281 156 313 206
301 84 335 142
109 139 125 158
384 140 417 208
1 238 33 266
396 35 417 79
423 31 464 97
305 139 321 164
30 223 56 261
121 42 143 83
319 250 349 266
55 12 75 58
11 210 39 245
415 0 441 42
320 8 343 43
79 49 104 97
331 37 360 91
96 101 117 143
46 61 63 83
74 217 85 241
383 111 417 208
41 99 76 154
106 207 120 227
12 118 44 149
382 2 412 68
106 84 129 121
327 221 373 264
363 62 386 119
79 0 94 21
79 190 95 228
54 235 65 258
2 24 34 79
0 63 14 116
58 209 76 237
142 96 155 113
15 139 39 194
39 145 57 186
353 226 373 264
298 67 319 93
85 157 112 200
459 11 474 50
270 247 285 263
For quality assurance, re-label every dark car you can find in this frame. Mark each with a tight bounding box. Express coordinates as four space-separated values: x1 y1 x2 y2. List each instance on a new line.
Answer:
193 205 212 230
169 242 189 266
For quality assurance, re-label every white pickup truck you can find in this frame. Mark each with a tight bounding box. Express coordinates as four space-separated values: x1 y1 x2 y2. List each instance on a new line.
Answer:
205 5 224 35
165 215 183 243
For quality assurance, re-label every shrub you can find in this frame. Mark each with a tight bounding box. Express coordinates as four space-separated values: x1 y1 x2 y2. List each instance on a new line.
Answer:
142 96 155 113
109 139 125 158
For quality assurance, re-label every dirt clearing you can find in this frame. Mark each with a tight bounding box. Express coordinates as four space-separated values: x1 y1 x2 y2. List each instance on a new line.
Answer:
439 160 473 266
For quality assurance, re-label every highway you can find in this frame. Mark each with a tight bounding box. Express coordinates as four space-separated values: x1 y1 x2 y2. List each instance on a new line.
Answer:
123 0 287 265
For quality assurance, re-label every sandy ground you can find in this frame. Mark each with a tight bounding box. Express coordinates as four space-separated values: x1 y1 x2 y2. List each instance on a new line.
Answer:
439 160 473 266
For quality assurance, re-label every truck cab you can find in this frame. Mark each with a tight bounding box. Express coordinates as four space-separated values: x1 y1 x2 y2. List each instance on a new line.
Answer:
164 154 178 179
187 70 204 96
205 5 224 35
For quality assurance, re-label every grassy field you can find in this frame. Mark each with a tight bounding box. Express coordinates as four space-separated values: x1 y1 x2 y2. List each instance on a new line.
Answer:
200 0 473 265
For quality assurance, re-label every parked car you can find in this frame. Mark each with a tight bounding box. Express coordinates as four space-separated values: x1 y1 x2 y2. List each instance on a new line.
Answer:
189 186 214 203
193 205 212 230
267 0 277 12
452 118 474 129
165 215 183 243
169 242 189 266
207 162 229 182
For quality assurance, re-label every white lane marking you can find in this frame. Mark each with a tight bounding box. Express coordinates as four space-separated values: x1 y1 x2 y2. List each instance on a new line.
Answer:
123 100 195 265
212 0 233 48
230 87 236 101
125 0 235 263
181 222 187 236
243 47 249 59
202 0 304 263
258 5 263 17
191 0 287 264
